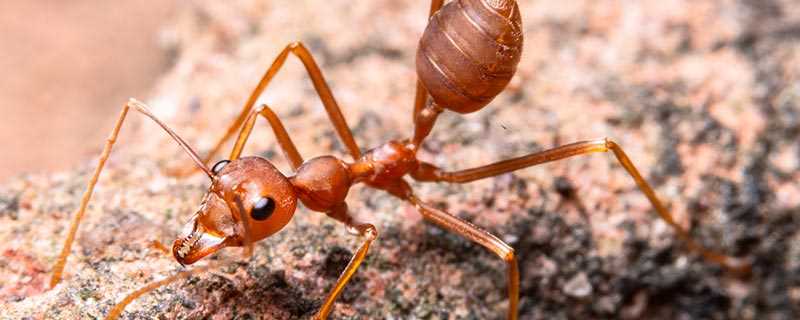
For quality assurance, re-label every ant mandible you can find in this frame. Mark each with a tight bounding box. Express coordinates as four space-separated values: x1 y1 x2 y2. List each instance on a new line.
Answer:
48 0 751 319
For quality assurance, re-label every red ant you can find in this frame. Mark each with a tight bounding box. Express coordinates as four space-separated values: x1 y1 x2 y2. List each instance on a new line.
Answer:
48 0 750 319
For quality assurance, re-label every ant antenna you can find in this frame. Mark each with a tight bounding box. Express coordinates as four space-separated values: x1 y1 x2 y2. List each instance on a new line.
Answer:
127 99 214 179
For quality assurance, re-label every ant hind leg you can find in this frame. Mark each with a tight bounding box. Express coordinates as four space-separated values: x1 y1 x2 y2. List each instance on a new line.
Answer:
412 0 445 120
411 138 751 274
410 0 452 148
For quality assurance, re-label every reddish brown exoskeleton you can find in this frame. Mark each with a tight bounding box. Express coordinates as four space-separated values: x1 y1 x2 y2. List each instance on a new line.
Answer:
49 0 750 319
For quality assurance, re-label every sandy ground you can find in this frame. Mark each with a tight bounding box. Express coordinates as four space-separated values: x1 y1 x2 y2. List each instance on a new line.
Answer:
0 0 177 181
1 0 799 319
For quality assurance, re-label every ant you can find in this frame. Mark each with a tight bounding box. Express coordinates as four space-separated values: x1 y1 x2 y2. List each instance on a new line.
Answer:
48 0 751 319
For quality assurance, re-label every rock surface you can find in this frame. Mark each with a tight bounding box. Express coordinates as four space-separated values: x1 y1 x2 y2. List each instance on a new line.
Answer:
2 0 800 319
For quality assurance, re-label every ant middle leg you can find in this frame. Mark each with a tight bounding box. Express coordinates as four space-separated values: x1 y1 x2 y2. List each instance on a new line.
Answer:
405 195 520 320
50 99 213 288
411 138 751 274
228 103 304 170
198 41 361 171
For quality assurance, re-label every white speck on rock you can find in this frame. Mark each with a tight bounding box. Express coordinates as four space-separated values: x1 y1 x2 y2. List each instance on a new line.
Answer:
563 272 592 298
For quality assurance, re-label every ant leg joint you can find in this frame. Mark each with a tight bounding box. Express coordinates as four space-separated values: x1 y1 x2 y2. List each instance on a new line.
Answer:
604 137 618 150
361 224 378 241
288 41 302 49
503 248 516 263
349 222 378 240
410 161 447 182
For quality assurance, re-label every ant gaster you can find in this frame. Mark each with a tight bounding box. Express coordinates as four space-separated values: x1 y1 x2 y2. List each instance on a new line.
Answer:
48 0 751 319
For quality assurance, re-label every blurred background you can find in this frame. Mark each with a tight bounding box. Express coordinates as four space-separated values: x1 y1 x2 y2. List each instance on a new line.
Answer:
0 1 178 181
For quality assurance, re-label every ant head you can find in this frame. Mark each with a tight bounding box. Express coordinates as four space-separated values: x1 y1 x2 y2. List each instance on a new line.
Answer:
173 157 297 265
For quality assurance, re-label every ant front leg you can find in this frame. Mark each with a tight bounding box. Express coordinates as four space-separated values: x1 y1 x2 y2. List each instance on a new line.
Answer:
104 264 215 320
315 204 378 320
412 138 751 274
49 99 213 288
405 195 520 320
197 41 361 172
105 194 256 320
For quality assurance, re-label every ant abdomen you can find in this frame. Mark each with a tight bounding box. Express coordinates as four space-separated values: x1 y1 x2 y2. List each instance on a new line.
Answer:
416 0 523 114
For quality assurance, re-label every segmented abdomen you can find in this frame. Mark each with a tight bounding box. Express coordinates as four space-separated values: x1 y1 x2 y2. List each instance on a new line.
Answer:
416 0 523 114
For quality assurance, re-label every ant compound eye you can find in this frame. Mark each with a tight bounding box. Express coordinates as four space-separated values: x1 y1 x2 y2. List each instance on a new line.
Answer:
251 197 276 221
211 160 231 175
